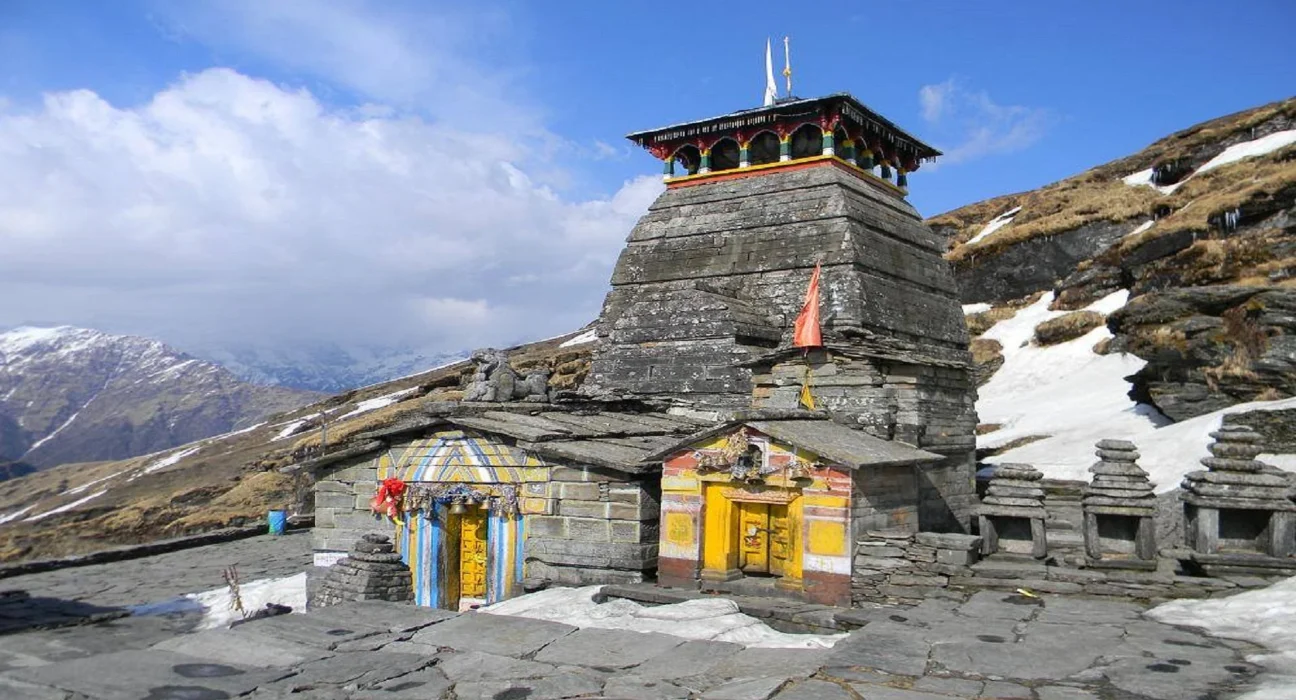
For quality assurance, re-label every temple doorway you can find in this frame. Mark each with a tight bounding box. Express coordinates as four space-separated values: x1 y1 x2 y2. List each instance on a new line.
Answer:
737 501 794 577
443 509 489 611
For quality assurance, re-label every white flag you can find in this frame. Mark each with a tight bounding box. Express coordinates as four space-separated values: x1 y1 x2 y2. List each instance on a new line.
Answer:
764 38 778 106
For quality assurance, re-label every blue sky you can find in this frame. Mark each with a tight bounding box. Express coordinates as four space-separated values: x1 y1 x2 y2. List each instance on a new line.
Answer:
0 0 1293 358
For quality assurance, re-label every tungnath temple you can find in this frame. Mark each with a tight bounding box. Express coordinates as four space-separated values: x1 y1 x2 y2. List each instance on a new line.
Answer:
305 77 981 610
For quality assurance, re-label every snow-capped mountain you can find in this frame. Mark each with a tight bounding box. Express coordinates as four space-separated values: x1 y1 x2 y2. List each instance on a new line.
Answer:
0 326 318 469
194 341 468 392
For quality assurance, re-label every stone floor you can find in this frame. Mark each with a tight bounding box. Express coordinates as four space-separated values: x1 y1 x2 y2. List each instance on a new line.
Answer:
0 531 1275 699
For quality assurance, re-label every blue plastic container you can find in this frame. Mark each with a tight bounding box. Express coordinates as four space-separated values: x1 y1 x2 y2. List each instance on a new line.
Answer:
267 509 288 536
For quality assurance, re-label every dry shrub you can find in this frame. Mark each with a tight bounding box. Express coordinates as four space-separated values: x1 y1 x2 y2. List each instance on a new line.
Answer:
965 306 1017 336
970 338 1004 366
1034 311 1105 346
1203 305 1269 391
975 423 1002 435
1146 326 1189 353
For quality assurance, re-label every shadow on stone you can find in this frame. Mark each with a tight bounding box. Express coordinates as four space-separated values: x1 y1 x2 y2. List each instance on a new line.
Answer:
0 589 129 635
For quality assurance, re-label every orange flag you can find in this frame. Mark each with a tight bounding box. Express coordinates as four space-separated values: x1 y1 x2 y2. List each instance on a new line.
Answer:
793 263 823 348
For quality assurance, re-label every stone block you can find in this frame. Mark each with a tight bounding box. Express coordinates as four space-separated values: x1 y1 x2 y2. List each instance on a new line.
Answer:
566 517 612 542
561 500 611 519
936 548 977 566
559 482 603 501
526 515 569 538
611 520 644 543
551 466 597 482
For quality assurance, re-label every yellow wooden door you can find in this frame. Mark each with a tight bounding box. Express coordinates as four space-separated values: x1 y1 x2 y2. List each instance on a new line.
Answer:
459 511 488 599
768 504 793 577
738 502 770 573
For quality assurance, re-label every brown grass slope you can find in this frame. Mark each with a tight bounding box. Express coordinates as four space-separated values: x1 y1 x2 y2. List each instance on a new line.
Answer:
933 97 1296 265
0 331 594 563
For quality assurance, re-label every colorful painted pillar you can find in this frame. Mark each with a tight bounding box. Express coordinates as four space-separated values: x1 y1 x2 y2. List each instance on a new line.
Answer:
879 159 892 181
658 461 705 588
663 159 674 180
779 134 791 162
821 129 835 157
897 167 908 189
841 139 856 165
486 512 525 604
738 140 751 169
858 147 875 170
699 147 712 175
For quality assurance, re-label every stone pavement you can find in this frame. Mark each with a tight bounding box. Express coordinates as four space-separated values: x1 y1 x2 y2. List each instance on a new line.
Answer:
0 588 1271 699
0 531 313 611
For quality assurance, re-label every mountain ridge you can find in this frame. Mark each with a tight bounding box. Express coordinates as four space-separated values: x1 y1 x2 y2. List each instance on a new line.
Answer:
0 325 320 470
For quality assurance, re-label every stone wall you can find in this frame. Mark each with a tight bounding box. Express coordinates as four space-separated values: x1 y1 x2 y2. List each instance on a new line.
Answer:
312 454 383 565
522 465 660 587
852 530 1275 607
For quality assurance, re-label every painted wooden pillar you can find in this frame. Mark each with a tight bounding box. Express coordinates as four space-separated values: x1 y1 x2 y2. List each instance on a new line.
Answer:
879 159 892 181
799 468 852 606
897 167 908 189
821 129 835 157
700 483 741 583
858 148 874 170
699 148 712 174
663 158 674 180
739 141 751 169
779 134 791 162
398 507 444 608
486 512 525 604
841 140 856 165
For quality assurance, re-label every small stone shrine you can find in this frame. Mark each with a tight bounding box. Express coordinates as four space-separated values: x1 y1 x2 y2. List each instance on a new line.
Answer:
1082 439 1158 568
314 534 413 606
1181 425 1296 574
977 463 1048 558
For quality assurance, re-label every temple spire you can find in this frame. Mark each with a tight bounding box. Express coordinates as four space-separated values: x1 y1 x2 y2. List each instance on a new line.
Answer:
763 38 778 106
782 36 792 97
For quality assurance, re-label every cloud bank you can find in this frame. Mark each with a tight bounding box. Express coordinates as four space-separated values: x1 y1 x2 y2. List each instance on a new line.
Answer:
917 78 1055 165
0 68 662 354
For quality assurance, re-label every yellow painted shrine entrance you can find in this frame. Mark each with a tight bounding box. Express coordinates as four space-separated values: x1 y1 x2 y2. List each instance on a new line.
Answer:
701 483 803 590
442 510 488 607
737 502 793 576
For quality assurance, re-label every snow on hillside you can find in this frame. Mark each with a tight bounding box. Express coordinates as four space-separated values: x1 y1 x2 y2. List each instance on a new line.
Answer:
976 292 1296 488
965 206 1021 246
1122 129 1296 196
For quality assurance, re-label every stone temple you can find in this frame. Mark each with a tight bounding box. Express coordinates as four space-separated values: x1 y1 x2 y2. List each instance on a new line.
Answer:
308 89 978 609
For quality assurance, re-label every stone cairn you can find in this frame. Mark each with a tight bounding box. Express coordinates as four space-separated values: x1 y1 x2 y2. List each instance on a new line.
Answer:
1181 425 1296 561
978 463 1048 558
314 534 413 606
1082 439 1157 565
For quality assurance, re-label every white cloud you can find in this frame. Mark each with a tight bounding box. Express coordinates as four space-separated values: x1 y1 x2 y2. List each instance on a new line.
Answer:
0 68 663 356
917 78 1054 165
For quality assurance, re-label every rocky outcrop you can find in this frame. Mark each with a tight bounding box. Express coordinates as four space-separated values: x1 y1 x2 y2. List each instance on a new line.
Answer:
1108 286 1296 421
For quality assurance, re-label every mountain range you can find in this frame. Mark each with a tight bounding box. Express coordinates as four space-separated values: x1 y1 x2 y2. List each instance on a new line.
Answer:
0 326 319 471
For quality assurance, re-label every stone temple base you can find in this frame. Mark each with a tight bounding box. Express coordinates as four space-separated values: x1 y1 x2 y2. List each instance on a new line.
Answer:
314 534 413 606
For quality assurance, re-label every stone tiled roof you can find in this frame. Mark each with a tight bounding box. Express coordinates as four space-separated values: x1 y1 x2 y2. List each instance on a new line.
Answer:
293 404 708 476
645 414 943 470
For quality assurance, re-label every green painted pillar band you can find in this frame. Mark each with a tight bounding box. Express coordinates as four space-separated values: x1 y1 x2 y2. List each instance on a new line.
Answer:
897 171 908 188
699 150 711 173
739 146 750 167
779 138 790 161
880 162 892 180
860 150 874 169
821 130 834 156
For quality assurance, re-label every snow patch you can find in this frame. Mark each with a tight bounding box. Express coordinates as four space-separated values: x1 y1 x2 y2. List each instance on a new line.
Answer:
976 290 1296 489
335 387 419 420
1197 129 1296 176
0 506 34 525
559 329 598 348
209 421 266 442
482 586 846 649
965 206 1022 246
962 303 992 315
24 409 83 454
66 469 130 496
1129 220 1154 236
1149 576 1296 699
133 573 309 629
23 490 108 522
137 445 203 477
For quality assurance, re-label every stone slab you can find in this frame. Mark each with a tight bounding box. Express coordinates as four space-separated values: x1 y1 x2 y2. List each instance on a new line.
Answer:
701 676 792 700
603 675 693 699
410 613 576 658
304 601 457 633
632 639 744 680
824 622 930 676
152 627 331 668
451 670 605 700
532 627 684 669
436 650 559 682
911 675 985 696
235 611 388 649
350 667 453 699
845 686 958 700
771 678 855 699
282 650 433 690
709 647 832 680
7 648 293 700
